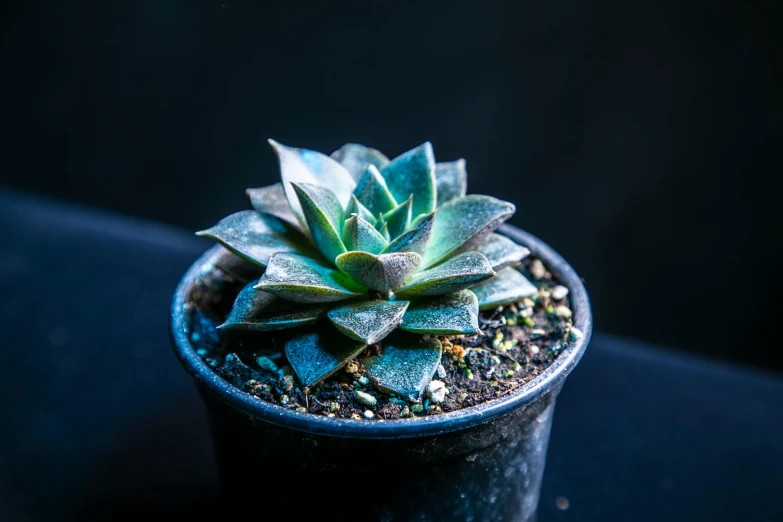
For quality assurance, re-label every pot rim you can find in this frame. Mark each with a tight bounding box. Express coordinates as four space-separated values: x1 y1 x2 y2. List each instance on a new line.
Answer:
170 223 592 439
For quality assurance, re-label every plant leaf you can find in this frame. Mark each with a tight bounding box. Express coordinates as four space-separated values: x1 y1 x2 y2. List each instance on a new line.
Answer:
381 196 412 239
471 266 538 310
342 214 389 254
346 195 377 225
212 248 265 282
196 211 314 267
286 329 367 388
435 159 467 206
328 300 410 344
246 182 301 231
383 212 434 255
423 195 515 268
269 139 356 230
331 143 390 181
292 182 347 262
378 221 391 241
380 142 436 219
361 333 442 402
462 233 530 270
335 251 422 292
219 283 329 331
353 164 397 216
256 252 366 303
399 290 479 335
395 251 495 297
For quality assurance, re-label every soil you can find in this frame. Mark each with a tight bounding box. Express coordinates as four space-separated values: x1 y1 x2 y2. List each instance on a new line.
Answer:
185 253 579 420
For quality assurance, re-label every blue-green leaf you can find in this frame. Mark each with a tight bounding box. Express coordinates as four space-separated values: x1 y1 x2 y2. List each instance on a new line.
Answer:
378 221 391 242
328 300 409 344
335 251 422 292
219 283 329 331
463 233 530 270
286 329 367 388
331 143 390 181
292 182 347 262
396 251 495 297
196 211 314 267
353 164 397 216
400 290 479 335
472 266 538 310
256 252 366 303
381 196 412 239
423 195 515 268
342 214 388 254
383 212 434 255
346 195 377 225
269 139 356 230
361 333 442 402
435 159 467 206
380 142 436 219
246 182 301 231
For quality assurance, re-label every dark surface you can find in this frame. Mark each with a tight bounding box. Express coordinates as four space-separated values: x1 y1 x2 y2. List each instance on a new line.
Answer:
1 1 780 371
1 189 782 521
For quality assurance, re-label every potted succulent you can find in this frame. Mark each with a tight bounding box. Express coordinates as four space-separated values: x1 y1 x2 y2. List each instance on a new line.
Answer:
171 140 591 521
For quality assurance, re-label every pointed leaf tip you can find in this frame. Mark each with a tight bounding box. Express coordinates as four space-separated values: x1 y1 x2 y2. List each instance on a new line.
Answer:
396 251 495 297
328 300 409 344
335 251 422 292
291 182 347 262
381 142 436 219
331 143 390 181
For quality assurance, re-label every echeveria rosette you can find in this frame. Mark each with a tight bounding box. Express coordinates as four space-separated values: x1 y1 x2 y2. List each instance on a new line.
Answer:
198 140 536 402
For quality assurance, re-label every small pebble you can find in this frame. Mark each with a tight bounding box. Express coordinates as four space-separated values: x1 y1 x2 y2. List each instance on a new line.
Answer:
279 395 289 405
554 306 572 319
426 380 449 404
256 356 278 372
327 413 336 418
400 406 411 418
354 390 377 407
279 375 295 392
363 410 374 419
436 364 446 379
357 375 370 386
529 345 540 354
530 329 546 339
569 327 584 342
329 401 340 413
521 316 535 327
530 259 546 280
551 285 569 300
410 404 424 413
196 348 209 356
297 406 306 413
522 298 535 308
351 413 362 419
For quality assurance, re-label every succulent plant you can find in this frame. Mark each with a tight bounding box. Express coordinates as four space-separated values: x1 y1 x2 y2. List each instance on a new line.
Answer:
197 140 538 402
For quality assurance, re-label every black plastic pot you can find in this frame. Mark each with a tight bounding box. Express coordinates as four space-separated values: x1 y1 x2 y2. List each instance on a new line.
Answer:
171 224 592 522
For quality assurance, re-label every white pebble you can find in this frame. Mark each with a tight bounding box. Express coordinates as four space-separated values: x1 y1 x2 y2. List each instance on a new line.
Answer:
530 259 546 280
551 285 569 300
529 345 540 354
363 410 374 419
554 306 572 319
426 380 449 404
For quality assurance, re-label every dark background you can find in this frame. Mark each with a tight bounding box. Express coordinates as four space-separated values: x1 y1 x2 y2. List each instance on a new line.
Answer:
1 1 780 370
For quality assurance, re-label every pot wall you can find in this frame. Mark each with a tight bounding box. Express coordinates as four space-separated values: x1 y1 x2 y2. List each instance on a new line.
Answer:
200 382 561 522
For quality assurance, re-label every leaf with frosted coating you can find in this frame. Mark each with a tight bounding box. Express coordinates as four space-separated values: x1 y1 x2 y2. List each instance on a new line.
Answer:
378 221 391 242
346 195 377 225
353 164 397 216
328 300 409 344
361 334 442 402
292 183 347 262
463 233 530 270
400 290 479 335
256 252 366 303
286 329 367 388
423 195 515 268
383 212 434 255
246 182 301 231
382 196 412 239
269 139 356 230
342 215 388 254
219 283 329 331
331 143 390 181
335 251 422 292
435 159 467 206
196 211 314 267
472 266 538 310
380 142 436 219
396 251 495 297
